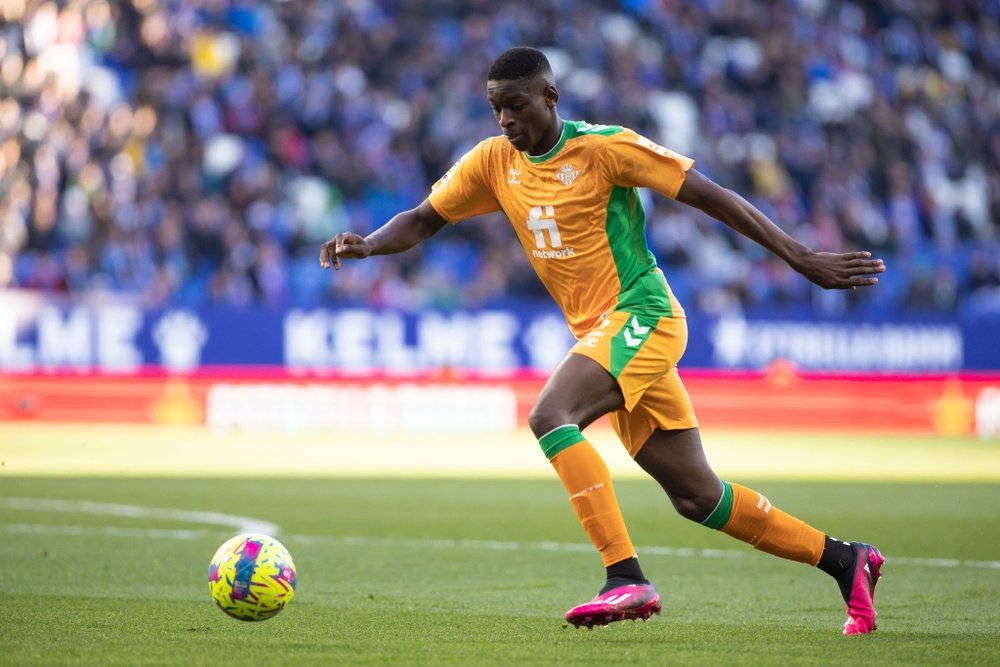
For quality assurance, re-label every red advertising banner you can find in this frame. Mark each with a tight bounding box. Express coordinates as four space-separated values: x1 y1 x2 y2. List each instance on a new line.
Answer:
1 365 999 437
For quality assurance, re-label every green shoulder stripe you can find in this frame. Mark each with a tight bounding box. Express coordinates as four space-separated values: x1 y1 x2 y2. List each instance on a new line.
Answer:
569 120 624 136
525 120 624 164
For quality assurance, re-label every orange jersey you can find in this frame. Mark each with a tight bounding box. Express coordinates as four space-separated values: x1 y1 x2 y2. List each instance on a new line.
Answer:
428 120 693 338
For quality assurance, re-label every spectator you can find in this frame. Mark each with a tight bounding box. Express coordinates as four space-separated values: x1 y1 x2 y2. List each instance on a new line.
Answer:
0 0 997 317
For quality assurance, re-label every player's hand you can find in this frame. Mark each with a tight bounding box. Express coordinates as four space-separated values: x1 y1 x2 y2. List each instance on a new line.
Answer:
319 232 371 270
793 251 886 290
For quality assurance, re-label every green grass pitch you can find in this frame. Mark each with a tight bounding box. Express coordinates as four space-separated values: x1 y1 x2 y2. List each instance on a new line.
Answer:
1 474 998 666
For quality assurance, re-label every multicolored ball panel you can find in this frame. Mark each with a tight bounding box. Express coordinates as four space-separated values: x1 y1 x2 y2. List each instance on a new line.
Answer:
208 533 297 621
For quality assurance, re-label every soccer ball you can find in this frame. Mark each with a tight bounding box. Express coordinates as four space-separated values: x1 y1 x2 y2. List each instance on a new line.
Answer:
208 533 297 621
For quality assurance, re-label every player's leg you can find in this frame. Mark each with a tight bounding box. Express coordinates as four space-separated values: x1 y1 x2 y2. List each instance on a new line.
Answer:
635 427 828 562
529 333 660 627
631 423 884 635
603 313 884 634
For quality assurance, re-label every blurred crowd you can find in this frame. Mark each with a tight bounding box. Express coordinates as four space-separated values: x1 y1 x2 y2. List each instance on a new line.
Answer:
1 0 999 316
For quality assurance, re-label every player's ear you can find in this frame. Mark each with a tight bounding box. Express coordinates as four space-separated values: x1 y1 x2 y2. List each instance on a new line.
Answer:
545 84 559 107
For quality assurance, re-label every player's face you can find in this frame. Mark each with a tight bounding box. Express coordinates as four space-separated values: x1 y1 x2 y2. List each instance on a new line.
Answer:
487 76 559 154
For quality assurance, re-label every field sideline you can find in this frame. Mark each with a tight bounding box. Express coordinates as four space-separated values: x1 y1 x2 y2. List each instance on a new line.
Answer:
1 422 999 480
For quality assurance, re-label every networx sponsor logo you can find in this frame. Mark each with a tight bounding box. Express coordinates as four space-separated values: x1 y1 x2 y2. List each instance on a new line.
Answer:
525 205 575 260
531 247 576 259
710 316 963 371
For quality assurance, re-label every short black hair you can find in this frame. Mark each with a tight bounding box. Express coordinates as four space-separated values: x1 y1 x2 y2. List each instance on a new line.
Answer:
487 47 553 81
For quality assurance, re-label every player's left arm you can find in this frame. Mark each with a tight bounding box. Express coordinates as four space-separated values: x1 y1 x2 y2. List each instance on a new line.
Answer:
675 168 886 290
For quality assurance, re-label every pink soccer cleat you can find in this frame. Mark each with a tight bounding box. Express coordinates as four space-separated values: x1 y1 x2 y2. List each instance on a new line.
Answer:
565 582 662 629
842 542 885 635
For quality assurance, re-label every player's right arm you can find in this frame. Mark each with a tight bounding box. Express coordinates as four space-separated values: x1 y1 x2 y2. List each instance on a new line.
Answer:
319 200 447 270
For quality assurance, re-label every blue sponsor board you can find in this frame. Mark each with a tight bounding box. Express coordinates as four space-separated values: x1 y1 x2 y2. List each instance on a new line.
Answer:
0 291 997 372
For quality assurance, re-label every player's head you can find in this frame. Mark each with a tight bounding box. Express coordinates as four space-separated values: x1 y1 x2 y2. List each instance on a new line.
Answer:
487 47 560 154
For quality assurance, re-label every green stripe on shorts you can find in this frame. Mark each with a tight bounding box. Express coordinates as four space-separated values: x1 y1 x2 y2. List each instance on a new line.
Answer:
609 313 660 379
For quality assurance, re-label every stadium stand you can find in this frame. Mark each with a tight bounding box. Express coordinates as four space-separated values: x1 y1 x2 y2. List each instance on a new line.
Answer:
1 0 997 315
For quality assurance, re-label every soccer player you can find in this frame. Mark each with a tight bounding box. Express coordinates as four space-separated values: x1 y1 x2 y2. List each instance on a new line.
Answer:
320 47 886 635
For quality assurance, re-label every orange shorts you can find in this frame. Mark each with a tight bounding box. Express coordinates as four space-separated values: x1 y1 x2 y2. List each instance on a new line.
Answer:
569 311 698 457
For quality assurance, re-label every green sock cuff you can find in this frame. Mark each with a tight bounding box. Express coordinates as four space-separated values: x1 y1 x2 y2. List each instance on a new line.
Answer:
538 425 586 459
702 481 734 530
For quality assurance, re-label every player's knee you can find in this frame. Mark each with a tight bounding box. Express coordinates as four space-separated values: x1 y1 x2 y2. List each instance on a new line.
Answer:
527 403 562 440
669 493 718 523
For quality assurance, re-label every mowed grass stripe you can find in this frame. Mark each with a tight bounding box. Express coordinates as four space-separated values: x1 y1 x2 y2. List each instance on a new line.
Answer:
5 521 1000 571
2 423 1000 480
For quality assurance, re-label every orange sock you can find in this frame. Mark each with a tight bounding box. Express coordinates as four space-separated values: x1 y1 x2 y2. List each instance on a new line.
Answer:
541 425 635 567
703 481 825 565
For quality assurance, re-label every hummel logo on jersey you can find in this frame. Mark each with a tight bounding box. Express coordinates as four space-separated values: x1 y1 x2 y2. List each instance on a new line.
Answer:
508 167 521 184
557 164 580 186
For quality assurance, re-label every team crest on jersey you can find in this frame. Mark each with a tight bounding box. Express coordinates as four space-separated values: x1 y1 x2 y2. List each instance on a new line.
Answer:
557 164 580 186
508 167 521 184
